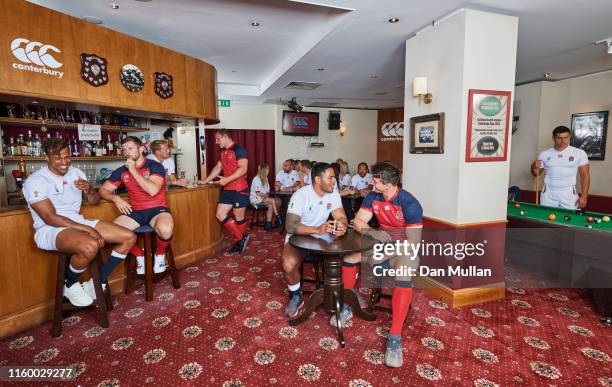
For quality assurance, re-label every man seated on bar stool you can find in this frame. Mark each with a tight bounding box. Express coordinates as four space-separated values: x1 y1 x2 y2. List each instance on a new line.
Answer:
297 160 312 188
23 138 137 306
275 159 300 192
147 140 189 187
99 136 173 274
282 162 348 317
340 162 423 368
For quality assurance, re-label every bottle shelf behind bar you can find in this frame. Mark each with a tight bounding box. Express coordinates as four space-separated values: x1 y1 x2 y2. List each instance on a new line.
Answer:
3 156 125 161
0 117 148 132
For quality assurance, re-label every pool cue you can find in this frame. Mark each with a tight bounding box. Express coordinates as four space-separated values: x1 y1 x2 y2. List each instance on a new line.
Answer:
535 165 540 205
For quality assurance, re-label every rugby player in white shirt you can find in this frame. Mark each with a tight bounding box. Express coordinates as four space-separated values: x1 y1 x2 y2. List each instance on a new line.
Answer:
531 126 590 209
282 162 348 317
275 159 300 192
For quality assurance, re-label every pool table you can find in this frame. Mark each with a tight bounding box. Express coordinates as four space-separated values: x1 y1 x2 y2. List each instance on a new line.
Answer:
507 201 612 231
506 201 612 321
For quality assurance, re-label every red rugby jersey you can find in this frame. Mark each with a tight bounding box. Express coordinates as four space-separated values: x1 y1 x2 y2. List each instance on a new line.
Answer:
109 158 167 210
221 144 249 191
361 189 423 239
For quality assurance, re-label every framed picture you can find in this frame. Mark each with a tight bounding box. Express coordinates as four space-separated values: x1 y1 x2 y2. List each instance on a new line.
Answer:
409 113 445 154
570 111 608 160
465 89 511 162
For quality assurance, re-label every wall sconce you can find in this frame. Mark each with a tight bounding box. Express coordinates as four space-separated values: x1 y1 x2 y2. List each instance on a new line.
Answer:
413 76 432 104
339 121 347 136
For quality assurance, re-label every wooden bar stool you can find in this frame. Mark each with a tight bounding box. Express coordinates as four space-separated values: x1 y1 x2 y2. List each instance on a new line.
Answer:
51 251 112 337
125 225 180 301
247 204 267 229
300 254 324 294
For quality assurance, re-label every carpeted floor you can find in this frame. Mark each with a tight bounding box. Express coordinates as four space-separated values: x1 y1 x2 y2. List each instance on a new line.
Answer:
2 227 611 386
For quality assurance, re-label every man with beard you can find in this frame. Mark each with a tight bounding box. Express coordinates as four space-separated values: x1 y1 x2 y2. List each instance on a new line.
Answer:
100 136 173 274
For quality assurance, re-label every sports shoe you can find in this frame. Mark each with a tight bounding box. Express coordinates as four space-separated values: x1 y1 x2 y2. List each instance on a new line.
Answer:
82 279 107 300
63 282 94 307
239 234 250 255
385 334 404 368
329 305 353 327
275 215 283 227
284 293 304 318
154 254 166 273
228 241 241 255
136 256 145 275
264 221 273 232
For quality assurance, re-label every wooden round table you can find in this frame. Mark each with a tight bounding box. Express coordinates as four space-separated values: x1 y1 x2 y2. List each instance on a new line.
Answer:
288 229 378 347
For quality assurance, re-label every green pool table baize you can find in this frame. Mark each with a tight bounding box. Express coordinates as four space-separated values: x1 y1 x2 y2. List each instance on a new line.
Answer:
507 201 612 231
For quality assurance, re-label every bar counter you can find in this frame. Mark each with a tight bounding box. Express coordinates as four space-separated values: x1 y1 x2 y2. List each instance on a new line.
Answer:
0 185 222 339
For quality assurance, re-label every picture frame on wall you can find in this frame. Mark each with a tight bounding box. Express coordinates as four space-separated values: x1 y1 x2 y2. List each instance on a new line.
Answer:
570 111 608 160
465 89 512 162
409 113 445 154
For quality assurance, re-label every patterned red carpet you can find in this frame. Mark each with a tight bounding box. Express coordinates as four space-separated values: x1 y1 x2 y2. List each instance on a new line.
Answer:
2 227 611 386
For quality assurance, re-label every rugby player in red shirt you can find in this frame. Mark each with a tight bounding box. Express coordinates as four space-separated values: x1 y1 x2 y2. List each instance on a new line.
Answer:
100 136 174 274
201 129 250 255
340 162 423 368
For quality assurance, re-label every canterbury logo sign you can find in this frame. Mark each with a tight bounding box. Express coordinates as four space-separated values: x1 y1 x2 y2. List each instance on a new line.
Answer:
380 122 404 142
10 38 64 78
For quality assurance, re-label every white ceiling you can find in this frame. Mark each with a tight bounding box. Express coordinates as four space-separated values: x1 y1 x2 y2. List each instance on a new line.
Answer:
26 0 612 109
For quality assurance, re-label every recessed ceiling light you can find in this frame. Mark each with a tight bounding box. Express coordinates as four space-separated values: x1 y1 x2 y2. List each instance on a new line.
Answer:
250 21 261 27
31 100 39 104
231 70 237 73
370 75 379 79
111 3 119 9
82 16 103 24
114 110 121 113
374 92 387 95
317 68 325 71
388 17 400 23
133 0 152 2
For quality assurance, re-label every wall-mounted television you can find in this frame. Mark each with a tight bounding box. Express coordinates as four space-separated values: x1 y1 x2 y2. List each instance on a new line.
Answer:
282 110 319 136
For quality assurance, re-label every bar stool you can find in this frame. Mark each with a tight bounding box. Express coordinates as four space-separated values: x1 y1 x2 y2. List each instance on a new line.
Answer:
52 251 112 337
299 254 323 294
247 204 267 229
125 225 180 301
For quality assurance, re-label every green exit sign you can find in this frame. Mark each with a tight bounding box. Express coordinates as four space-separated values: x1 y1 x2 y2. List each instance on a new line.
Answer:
218 99 231 107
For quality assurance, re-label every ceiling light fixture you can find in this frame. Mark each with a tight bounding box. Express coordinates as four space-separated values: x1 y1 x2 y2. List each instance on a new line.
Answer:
250 21 261 27
388 17 399 23
595 37 612 54
370 75 379 79
82 16 103 24
111 3 119 9
317 68 325 71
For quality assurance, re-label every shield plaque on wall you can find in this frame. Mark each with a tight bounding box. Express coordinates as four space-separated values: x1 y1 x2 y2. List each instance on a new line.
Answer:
154 72 173 99
80 53 108 87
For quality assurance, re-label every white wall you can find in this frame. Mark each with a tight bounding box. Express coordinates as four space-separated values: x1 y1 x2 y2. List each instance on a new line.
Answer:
404 9 518 224
510 72 612 195
205 103 378 174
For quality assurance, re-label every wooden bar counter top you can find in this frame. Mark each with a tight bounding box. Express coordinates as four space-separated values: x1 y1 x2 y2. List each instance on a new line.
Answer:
0 185 222 339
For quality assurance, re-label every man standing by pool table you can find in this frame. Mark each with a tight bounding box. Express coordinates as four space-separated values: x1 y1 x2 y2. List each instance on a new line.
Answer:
531 125 590 209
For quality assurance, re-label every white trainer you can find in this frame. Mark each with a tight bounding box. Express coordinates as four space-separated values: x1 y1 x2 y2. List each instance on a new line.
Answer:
154 254 166 273
82 279 107 301
63 282 94 307
136 256 145 275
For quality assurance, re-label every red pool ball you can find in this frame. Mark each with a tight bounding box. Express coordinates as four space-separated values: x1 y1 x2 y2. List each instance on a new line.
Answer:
514 203 521 209
548 214 557 221
587 217 594 223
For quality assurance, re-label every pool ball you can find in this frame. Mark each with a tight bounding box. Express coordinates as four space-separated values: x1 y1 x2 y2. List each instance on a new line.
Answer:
577 209 586 215
548 214 556 221
596 218 602 223
514 203 521 209
587 217 594 223
520 210 525 215
603 216 611 222
563 215 571 221
586 224 593 228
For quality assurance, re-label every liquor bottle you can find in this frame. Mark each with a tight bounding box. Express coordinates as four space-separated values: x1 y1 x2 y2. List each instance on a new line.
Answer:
33 133 41 156
26 130 33 156
83 141 92 157
95 141 103 157
115 134 122 156
18 133 27 156
106 134 114 155
8 137 17 156
71 137 79 157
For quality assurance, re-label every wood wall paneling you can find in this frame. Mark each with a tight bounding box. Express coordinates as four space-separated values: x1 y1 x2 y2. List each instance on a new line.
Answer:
0 0 218 123
377 108 404 167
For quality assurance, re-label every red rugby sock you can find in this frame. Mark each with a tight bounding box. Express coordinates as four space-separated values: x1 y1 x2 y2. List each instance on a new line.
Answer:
390 287 413 335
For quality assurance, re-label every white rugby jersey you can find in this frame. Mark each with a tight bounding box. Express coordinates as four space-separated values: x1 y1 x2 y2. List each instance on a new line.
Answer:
538 146 588 189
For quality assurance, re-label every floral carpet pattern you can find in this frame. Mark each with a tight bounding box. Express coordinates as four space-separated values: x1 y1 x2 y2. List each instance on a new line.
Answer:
2 228 611 386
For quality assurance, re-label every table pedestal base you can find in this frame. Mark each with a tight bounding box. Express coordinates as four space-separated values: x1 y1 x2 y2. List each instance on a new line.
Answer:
289 254 376 347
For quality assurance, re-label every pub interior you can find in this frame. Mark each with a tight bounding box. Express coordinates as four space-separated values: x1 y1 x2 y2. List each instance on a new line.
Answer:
0 0 611 385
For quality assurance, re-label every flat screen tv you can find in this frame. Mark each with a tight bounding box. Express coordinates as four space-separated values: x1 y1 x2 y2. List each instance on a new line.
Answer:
282 110 319 136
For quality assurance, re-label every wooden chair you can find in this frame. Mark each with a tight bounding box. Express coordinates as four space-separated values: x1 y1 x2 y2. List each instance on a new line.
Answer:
51 251 112 337
125 225 180 301
247 204 267 229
